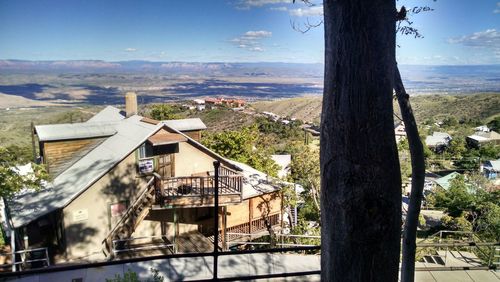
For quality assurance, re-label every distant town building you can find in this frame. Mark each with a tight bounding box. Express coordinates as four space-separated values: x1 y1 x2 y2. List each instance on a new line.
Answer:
482 159 500 180
205 97 223 105
466 130 500 148
191 99 206 111
271 155 291 179
192 99 205 105
204 97 246 108
394 121 406 142
434 172 461 190
474 125 490 133
425 132 452 153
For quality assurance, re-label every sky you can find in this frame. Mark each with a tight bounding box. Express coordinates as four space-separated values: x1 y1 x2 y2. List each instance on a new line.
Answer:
0 0 498 65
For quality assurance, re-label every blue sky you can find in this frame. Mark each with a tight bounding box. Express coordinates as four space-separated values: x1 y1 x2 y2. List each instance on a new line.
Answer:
0 0 498 64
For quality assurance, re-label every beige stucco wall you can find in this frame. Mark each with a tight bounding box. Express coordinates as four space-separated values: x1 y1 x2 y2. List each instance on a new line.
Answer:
62 152 155 262
60 141 215 262
174 142 216 176
60 139 280 262
226 193 282 228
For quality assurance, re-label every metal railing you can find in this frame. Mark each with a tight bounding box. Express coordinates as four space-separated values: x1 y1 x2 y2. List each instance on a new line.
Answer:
0 247 50 271
102 176 156 254
158 168 242 199
112 235 174 255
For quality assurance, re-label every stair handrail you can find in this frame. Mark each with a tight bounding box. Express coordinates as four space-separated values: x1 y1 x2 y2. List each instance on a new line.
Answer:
102 175 156 252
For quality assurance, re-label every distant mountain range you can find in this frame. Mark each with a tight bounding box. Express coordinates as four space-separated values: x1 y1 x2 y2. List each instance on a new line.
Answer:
0 60 498 100
0 60 324 77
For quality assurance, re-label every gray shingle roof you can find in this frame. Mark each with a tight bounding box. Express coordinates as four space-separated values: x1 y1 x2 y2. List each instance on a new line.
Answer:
35 122 119 142
9 115 162 227
162 118 207 131
425 132 452 147
86 106 125 123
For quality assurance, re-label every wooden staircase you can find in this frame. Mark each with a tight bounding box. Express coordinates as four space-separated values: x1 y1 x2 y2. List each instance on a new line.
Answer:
102 177 156 258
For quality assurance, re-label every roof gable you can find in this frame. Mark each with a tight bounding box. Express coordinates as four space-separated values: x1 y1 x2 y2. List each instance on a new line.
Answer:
9 115 162 227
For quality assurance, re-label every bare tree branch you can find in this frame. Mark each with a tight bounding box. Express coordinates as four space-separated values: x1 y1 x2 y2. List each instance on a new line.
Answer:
395 64 426 282
290 18 323 34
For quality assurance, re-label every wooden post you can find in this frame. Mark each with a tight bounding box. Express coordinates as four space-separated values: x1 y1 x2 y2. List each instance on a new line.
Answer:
11 230 15 272
213 160 220 280
248 198 253 233
173 208 178 253
222 206 227 251
30 122 37 162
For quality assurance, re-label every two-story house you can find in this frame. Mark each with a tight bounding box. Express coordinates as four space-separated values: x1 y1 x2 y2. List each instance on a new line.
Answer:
3 93 285 266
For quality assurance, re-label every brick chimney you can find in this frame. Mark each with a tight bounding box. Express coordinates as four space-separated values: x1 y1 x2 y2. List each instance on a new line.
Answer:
125 92 138 117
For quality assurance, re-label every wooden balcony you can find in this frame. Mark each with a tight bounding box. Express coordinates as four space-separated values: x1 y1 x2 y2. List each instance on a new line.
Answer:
154 166 243 207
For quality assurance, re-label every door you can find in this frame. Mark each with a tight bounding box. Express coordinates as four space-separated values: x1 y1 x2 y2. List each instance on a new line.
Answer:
157 154 174 178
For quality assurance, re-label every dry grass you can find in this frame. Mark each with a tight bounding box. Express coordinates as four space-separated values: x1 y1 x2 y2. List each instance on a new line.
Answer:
252 93 500 124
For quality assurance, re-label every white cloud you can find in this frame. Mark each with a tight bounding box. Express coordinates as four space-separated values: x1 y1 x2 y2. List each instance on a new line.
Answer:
267 4 323 17
236 0 291 9
243 30 272 38
447 29 500 63
249 47 264 52
448 29 500 48
124 48 138 52
494 2 500 13
230 30 272 52
269 6 288 11
289 6 323 17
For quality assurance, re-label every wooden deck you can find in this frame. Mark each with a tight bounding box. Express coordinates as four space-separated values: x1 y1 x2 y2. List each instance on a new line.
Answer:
155 167 243 207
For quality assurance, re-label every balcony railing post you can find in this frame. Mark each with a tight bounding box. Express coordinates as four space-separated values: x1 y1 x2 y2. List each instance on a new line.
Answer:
213 160 220 281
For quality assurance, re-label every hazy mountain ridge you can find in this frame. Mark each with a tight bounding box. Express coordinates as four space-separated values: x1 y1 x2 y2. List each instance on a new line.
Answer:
0 60 324 77
0 60 498 107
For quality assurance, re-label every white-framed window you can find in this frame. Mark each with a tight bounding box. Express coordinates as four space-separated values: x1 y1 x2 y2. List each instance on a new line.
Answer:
138 143 153 159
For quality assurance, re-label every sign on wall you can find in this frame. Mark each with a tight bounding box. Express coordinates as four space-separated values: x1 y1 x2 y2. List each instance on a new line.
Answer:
138 158 154 174
110 202 127 217
72 209 89 222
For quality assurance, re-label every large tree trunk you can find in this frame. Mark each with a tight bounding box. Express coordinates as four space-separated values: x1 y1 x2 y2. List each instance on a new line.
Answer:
321 1 401 281
395 65 426 282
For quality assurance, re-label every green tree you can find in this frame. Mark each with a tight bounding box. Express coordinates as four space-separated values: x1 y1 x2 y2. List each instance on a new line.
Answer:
446 138 467 159
487 116 500 132
434 175 474 217
0 146 47 199
478 144 500 160
202 126 279 177
148 104 181 121
442 116 458 127
288 144 320 221
432 172 499 240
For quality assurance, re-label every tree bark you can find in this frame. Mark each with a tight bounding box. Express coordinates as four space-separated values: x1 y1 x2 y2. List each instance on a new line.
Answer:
395 65 426 282
321 1 401 281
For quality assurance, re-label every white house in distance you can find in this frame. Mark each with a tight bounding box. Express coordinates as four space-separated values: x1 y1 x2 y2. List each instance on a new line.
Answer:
271 155 291 179
394 121 406 143
425 132 452 153
466 130 500 148
482 159 500 183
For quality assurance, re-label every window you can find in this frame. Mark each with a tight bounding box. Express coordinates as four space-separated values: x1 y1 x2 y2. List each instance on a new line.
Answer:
108 201 128 230
137 143 154 159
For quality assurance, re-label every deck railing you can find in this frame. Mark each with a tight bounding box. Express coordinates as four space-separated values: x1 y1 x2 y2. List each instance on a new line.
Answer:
223 213 281 242
155 167 242 201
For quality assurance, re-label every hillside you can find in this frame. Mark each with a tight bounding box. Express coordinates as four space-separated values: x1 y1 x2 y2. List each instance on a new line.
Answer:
252 96 323 123
0 93 58 108
0 106 100 148
252 93 500 124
